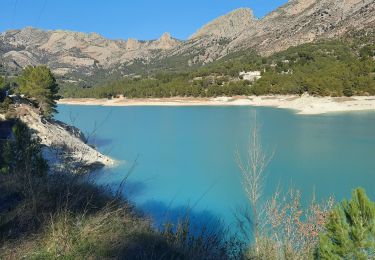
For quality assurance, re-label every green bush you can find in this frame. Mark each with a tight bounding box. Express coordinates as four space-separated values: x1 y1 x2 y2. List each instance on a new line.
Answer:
315 188 375 259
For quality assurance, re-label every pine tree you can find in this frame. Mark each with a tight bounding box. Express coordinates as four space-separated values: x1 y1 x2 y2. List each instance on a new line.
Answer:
315 188 375 259
0 76 4 89
0 76 5 102
17 65 59 118
4 122 48 176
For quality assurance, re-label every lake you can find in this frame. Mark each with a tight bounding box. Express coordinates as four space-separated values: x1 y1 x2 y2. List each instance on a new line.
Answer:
56 105 375 236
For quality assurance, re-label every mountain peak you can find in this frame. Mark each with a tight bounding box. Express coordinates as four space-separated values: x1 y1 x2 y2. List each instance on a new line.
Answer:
152 32 180 49
189 8 257 40
159 32 172 41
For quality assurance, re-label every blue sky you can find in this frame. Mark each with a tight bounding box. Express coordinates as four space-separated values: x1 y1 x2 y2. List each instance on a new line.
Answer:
1 0 288 40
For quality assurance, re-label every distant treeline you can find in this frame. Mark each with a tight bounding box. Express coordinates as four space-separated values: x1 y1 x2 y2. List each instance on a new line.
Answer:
59 33 375 98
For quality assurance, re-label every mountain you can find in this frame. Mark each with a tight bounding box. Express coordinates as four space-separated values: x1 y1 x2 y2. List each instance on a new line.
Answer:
0 0 374 85
173 0 374 64
230 0 375 54
0 28 180 77
189 8 257 39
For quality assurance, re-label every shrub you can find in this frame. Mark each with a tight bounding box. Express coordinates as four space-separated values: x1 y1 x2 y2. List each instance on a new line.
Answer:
315 188 375 259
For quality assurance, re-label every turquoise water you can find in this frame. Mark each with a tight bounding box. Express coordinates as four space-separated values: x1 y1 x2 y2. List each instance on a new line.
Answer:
56 105 375 234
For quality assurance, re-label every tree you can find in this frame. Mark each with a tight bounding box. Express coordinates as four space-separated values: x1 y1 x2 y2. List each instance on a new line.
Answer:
0 76 4 89
359 45 375 58
235 117 333 260
235 114 273 253
0 76 6 102
343 81 354 97
2 121 48 176
316 188 375 259
18 65 59 118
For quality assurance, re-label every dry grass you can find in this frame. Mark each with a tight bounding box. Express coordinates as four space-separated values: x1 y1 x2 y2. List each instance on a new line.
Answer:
236 117 334 260
0 169 240 259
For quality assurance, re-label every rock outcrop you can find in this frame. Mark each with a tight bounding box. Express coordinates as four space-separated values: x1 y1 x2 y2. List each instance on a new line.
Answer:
152 32 180 50
189 8 257 40
13 103 115 169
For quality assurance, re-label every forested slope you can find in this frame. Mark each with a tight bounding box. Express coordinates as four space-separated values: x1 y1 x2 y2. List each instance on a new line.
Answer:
59 31 375 98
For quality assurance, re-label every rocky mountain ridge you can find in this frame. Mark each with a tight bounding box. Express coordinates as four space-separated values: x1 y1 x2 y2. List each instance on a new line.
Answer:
230 0 375 54
180 0 374 64
189 8 257 40
1 0 374 84
0 28 180 72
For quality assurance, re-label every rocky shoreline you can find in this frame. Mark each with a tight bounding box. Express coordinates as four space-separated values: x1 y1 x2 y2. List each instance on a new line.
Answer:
12 104 115 171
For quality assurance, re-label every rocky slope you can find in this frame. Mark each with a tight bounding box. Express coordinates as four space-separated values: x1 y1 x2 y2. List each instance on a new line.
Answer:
189 8 257 40
0 28 180 77
0 0 374 84
229 0 375 55
11 103 115 169
177 0 375 64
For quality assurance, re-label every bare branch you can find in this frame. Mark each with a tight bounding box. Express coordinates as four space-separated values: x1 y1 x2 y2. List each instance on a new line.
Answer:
235 112 274 252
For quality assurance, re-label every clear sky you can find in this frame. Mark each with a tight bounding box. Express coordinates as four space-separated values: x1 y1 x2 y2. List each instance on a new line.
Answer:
1 0 288 40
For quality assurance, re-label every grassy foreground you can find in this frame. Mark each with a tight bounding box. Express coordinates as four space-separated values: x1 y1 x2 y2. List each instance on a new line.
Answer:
0 168 240 259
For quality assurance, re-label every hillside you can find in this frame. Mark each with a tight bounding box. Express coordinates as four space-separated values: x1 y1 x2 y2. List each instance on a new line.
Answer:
59 34 375 98
1 0 374 87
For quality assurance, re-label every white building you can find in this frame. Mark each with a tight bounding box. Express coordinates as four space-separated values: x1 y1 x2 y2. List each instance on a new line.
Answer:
239 71 262 81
